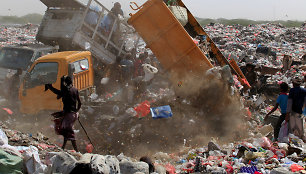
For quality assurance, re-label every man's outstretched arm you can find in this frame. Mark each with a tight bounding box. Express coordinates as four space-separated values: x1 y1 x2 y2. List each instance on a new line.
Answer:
45 84 62 97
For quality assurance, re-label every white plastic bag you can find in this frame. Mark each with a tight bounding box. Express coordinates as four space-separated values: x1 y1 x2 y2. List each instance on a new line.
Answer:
125 38 135 52
142 64 158 82
169 6 188 26
0 128 8 146
278 121 288 142
24 146 47 174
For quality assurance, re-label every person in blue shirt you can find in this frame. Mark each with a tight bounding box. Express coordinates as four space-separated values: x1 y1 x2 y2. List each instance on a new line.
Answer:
286 77 306 141
100 2 123 34
265 82 289 141
85 6 99 27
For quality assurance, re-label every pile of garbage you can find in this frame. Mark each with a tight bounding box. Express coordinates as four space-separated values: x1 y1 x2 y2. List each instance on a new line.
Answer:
0 24 38 47
204 23 305 67
0 120 154 174
150 132 306 174
1 118 306 174
0 22 305 173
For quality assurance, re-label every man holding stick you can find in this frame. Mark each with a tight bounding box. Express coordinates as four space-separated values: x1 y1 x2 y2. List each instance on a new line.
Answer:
45 76 81 152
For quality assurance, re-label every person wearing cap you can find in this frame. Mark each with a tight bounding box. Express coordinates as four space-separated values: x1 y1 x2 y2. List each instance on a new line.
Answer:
286 77 306 141
45 76 82 152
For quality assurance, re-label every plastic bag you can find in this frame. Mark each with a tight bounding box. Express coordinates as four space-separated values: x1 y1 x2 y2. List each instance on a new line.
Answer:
290 164 304 172
0 149 23 174
24 146 47 174
142 64 158 82
169 6 188 26
278 121 288 142
0 128 8 146
126 108 137 117
113 105 120 115
134 101 151 118
150 105 173 119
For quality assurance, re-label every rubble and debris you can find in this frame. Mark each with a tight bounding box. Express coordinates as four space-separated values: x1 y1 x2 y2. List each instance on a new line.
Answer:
0 24 38 47
0 1 305 173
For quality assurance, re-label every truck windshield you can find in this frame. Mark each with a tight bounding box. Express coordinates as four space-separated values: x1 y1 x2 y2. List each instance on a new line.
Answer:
0 48 34 70
27 62 58 88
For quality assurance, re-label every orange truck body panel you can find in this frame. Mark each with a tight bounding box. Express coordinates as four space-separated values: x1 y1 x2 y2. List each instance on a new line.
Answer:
20 51 94 114
128 0 213 81
128 0 249 87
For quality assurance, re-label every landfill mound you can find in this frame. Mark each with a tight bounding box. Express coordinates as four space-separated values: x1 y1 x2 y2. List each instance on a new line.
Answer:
0 22 306 173
1 109 306 174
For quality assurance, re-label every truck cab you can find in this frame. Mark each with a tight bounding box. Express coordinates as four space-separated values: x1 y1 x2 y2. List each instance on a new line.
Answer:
0 44 58 97
20 51 94 114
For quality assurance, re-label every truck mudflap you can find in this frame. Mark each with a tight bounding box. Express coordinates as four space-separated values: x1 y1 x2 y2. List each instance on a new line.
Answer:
128 0 213 82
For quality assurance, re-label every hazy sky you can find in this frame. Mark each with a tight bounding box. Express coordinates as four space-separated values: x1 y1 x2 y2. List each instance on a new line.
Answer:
0 0 305 21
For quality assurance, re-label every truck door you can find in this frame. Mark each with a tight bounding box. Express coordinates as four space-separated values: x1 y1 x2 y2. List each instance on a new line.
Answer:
20 61 62 114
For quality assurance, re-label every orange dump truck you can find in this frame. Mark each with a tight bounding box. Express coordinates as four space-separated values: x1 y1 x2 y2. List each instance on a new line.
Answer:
128 0 249 88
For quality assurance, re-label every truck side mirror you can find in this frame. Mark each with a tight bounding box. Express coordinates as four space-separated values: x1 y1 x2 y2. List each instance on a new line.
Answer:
23 73 30 89
68 64 75 78
22 73 30 96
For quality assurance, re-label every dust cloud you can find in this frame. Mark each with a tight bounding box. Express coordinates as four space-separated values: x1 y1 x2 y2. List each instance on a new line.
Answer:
0 73 246 158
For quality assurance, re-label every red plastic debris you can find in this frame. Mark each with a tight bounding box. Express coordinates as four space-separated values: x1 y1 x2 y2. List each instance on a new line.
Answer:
3 108 13 115
245 108 252 118
193 39 199 45
290 164 304 172
164 163 176 174
254 171 262 174
134 100 151 118
226 164 234 174
38 143 55 150
86 144 93 153
105 93 113 99
241 78 251 88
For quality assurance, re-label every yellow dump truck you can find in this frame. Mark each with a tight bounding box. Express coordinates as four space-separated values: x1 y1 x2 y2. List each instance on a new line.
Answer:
20 51 94 114
128 0 249 89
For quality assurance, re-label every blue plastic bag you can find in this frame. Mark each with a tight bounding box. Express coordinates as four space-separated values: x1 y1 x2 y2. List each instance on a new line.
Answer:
150 105 173 119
